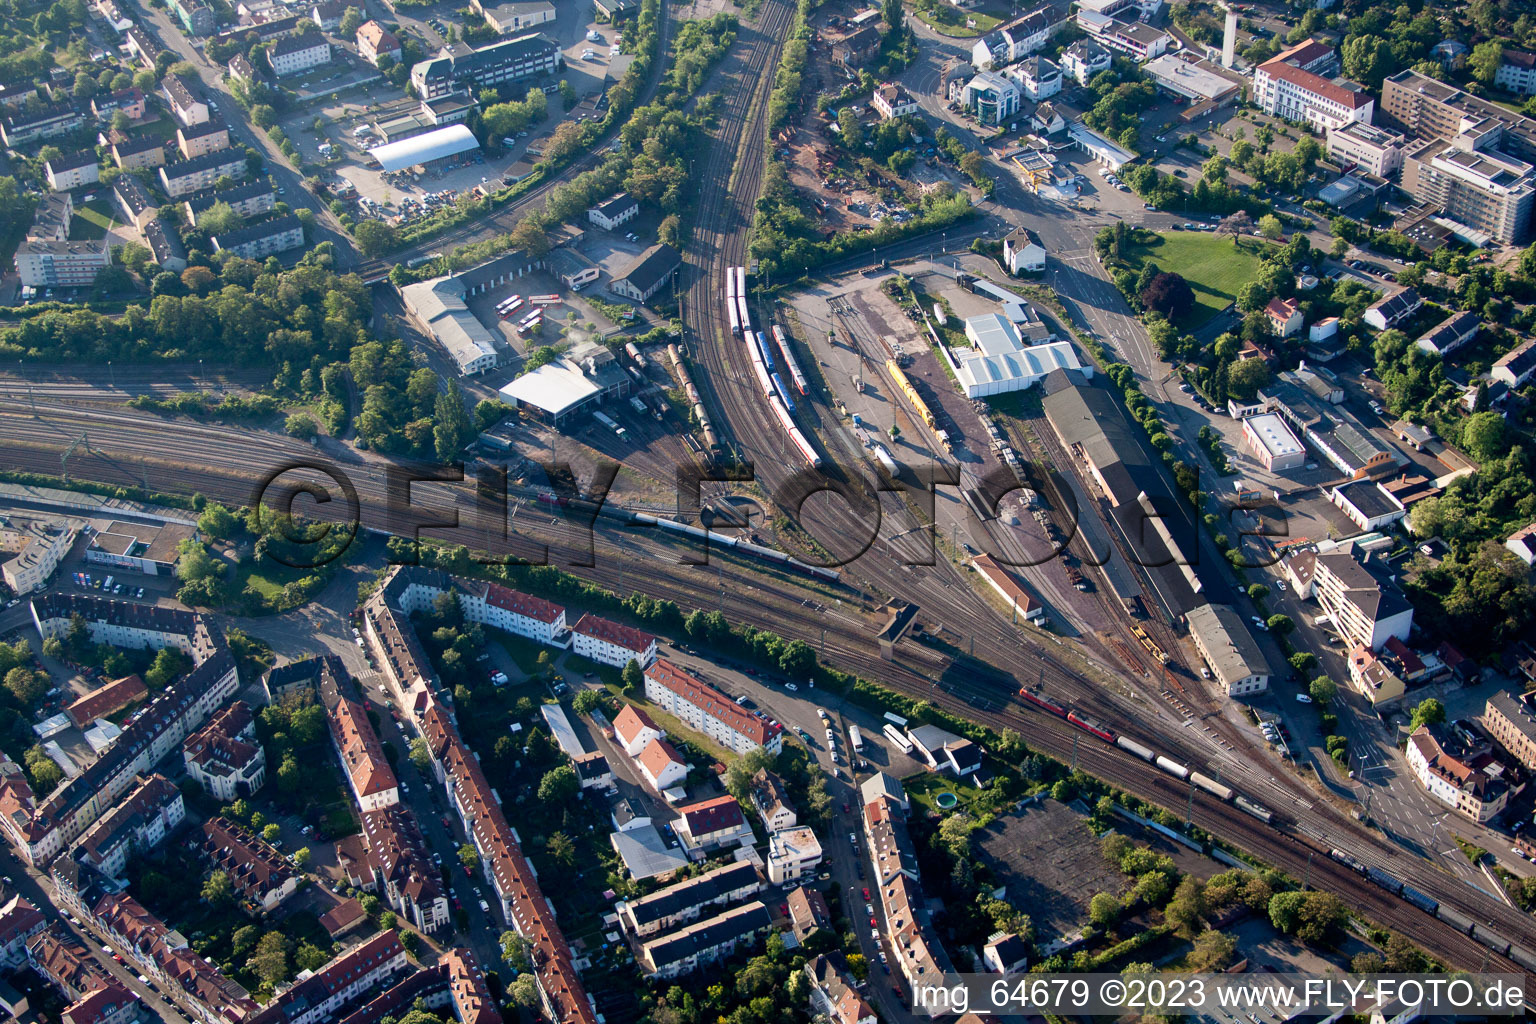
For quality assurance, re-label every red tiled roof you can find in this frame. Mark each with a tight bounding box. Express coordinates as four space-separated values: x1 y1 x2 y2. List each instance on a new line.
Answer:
613 704 660 747
66 675 148 728
330 697 398 798
1259 51 1370 109
637 737 684 781
62 980 136 1024
442 947 502 1024
318 898 368 937
1265 296 1299 320
484 583 563 624
678 795 745 837
644 659 782 746
572 613 654 653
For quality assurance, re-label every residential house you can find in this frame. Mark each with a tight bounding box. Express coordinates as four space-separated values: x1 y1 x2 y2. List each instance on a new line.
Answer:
748 768 796 831
613 704 664 757
643 659 783 755
673 795 753 857
588 193 639 231
766 826 822 884
1003 225 1045 274
1060 39 1112 84
636 738 687 792
832 26 883 69
1406 724 1509 823
1493 337 1536 387
805 953 876 1024
786 886 832 942
182 701 266 800
872 83 918 120
357 21 402 67
983 931 1030 973
202 816 300 911
571 613 656 668
617 861 761 937
1264 296 1303 338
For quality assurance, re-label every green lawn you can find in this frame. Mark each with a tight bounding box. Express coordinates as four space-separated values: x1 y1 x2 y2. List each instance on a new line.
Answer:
921 11 1003 37
903 770 985 814
69 198 115 240
1117 232 1272 328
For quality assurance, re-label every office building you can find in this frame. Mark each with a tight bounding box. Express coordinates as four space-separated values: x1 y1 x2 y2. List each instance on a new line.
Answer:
1327 121 1406 178
1401 134 1536 245
410 33 561 100
1253 40 1371 131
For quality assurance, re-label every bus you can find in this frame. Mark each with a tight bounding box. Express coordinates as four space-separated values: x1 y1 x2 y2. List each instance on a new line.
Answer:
882 712 908 728
529 294 561 305
517 308 542 329
883 723 914 753
496 294 521 311
518 316 542 335
848 725 864 755
499 298 524 319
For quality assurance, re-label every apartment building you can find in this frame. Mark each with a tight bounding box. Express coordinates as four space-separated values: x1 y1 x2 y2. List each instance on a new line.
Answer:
1402 134 1536 245
748 768 796 831
410 32 562 100
112 175 157 232
1381 70 1536 162
0 516 77 595
969 4 1068 70
26 192 71 242
330 947 500 1024
45 151 99 192
871 82 918 120
0 894 45 970
637 901 772 979
1010 55 1062 101
210 214 305 259
183 700 266 800
1497 50 1536 96
267 31 332 77
673 795 754 857
70 774 183 882
767 826 823 884
357 21 402 66
183 180 277 227
454 578 568 644
1327 121 1406 178
862 795 952 991
642 659 783 755
91 86 145 121
243 930 408 1024
1309 549 1414 650
88 891 259 1024
1185 603 1269 696
111 135 165 171
330 696 400 812
161 74 209 126
1253 40 1371 131
177 117 230 159
805 954 877 1024
1363 287 1423 331
1493 336 1536 387
167 0 214 36
1061 38 1112 83
357 806 450 932
1485 690 1536 770
26 924 136 1024
159 150 248 198
419 695 599 1024
1407 725 1509 822
572 613 656 668
15 241 109 289
203 816 301 911
616 860 761 938
0 103 83 147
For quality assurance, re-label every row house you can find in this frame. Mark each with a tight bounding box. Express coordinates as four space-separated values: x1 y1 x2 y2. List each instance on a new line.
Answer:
244 930 408 1024
1484 689 1536 770
70 773 184 883
419 694 598 1024
357 806 450 933
637 901 772 979
863 795 951 992
26 923 136 1024
616 860 761 938
330 695 400 812
334 947 501 1024
642 659 782 755
183 701 266 801
203 816 300 912
572 613 656 668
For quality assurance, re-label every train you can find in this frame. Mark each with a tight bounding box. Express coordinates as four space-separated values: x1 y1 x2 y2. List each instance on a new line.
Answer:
771 325 809 395
534 491 840 583
624 342 648 371
1066 710 1115 743
756 332 775 374
726 268 741 337
772 373 795 414
768 392 822 469
1233 796 1273 824
885 359 937 429
746 326 776 399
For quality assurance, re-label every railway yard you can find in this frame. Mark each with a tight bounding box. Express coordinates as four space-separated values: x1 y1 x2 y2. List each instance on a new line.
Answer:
5 0 1536 1019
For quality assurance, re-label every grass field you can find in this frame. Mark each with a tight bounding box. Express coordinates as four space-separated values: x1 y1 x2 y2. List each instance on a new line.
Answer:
69 198 116 240
1117 232 1271 328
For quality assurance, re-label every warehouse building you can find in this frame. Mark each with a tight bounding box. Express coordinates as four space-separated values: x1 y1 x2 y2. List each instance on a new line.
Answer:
1186 603 1268 697
952 313 1084 398
1240 412 1306 472
369 124 482 174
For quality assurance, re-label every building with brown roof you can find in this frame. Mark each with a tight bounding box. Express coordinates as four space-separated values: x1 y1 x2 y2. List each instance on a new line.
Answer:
613 704 663 756
643 659 783 755
70 773 183 883
26 923 115 1002
786 885 832 942
357 805 449 932
203 816 300 912
183 700 265 801
244 930 408 1024
65 674 148 728
636 737 688 792
1407 724 1509 822
0 893 45 969
318 897 369 939
572 613 656 668
59 982 138 1024
748 768 796 831
82 520 194 577
329 696 399 812
1253 40 1372 132
673 795 752 857
334 946 501 1024
806 953 877 1024
357 20 402 66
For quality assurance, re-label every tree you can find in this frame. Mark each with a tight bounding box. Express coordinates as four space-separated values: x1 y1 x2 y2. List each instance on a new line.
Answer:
145 646 193 690
1341 34 1393 90
509 974 539 1007
181 266 218 294
571 689 600 715
1258 214 1284 240
882 0 903 31
1164 876 1205 939
1188 929 1237 971
23 746 62 795
937 814 975 856
1310 677 1337 704
4 668 47 707
262 823 281 842
198 200 243 236
1470 40 1504 85
1410 698 1445 731
547 831 575 865
379 910 396 930
1226 358 1270 401
458 844 481 871
202 870 233 906
1265 614 1293 635
537 764 579 804
295 942 330 973
249 932 288 987
1088 892 1120 927
1139 272 1196 321
434 381 472 461
620 659 642 691
284 413 319 440
409 736 432 772
340 6 365 37
501 931 531 971
1462 411 1508 461
198 502 241 541
353 219 398 258
293 847 311 868
838 108 863 150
